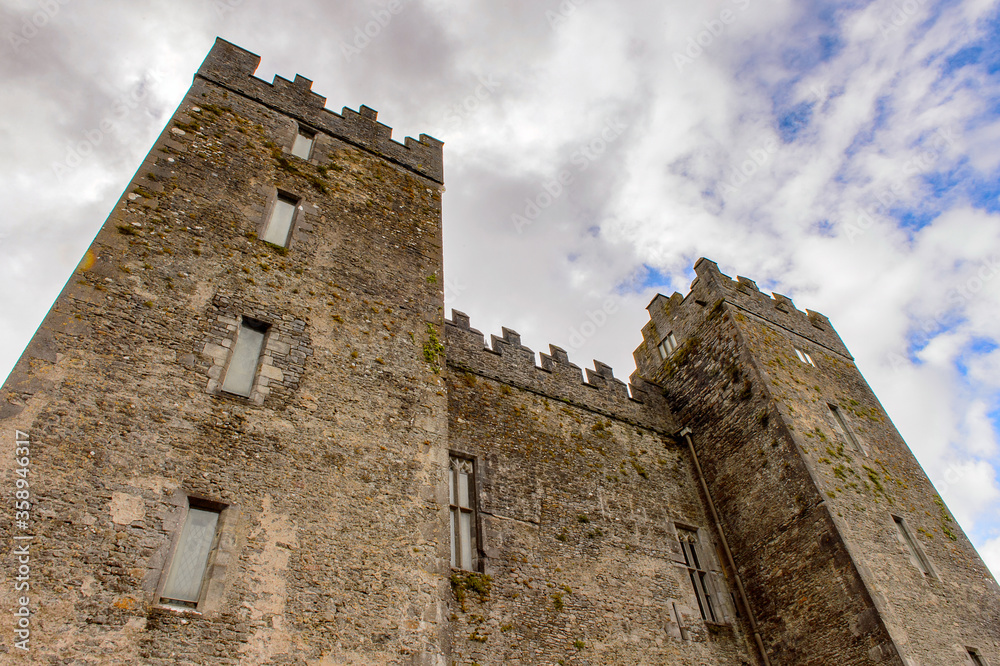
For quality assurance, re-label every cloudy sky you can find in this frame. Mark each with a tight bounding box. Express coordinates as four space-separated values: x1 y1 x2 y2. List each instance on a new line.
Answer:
1 0 998 577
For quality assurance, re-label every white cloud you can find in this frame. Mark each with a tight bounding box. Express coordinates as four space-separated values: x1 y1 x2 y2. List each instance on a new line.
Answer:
981 536 1000 584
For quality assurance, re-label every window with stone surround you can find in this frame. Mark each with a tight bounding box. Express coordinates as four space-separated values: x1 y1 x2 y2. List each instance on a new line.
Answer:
657 332 678 360
290 126 315 160
828 403 868 456
892 514 935 578
158 497 228 611
794 347 815 366
678 527 718 623
221 318 269 397
676 527 733 625
203 294 313 405
967 648 988 666
261 192 299 247
449 454 480 571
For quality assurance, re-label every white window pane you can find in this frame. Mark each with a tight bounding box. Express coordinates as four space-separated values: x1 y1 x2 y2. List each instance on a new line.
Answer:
222 324 266 396
291 131 313 159
162 507 219 603
449 469 455 505
658 342 667 360
460 511 473 570
450 509 457 567
458 471 470 509
262 197 296 246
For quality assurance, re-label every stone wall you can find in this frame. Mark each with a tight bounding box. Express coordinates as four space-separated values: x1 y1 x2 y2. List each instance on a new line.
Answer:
444 313 759 665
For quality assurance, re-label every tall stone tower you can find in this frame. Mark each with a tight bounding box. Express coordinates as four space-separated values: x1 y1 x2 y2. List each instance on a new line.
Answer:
633 258 1000 665
1 39 452 663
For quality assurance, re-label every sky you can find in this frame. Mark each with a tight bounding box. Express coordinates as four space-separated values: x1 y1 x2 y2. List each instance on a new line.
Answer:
0 0 998 579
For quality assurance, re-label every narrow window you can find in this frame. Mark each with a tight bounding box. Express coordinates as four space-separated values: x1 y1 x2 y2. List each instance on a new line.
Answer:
967 648 987 666
892 515 933 577
221 318 268 397
658 332 678 360
828 403 866 456
678 528 718 623
449 455 478 570
160 503 222 608
794 348 815 366
290 127 315 159
261 193 298 247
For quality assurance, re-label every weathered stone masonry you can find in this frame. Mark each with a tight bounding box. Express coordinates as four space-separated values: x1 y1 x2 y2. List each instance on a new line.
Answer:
1 38 998 665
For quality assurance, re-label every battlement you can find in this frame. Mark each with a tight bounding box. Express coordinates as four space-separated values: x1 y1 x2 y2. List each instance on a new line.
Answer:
196 38 443 183
690 258 851 357
637 259 852 369
446 310 675 433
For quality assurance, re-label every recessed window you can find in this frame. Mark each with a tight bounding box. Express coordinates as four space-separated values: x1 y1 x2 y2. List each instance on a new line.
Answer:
449 455 479 571
221 318 268 397
828 403 867 456
290 127 315 159
892 515 934 577
261 193 298 247
794 348 815 366
967 648 987 666
160 502 222 609
657 332 678 360
678 528 720 623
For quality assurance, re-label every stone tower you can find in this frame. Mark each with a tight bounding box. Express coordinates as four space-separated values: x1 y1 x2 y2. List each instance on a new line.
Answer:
633 258 1000 665
1 38 452 663
2 39 998 665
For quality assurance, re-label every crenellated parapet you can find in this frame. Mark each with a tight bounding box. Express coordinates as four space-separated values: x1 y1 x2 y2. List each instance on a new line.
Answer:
446 310 675 433
635 258 851 378
196 38 443 183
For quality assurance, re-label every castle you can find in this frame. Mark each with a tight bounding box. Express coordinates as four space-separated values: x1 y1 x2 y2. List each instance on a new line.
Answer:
1 38 998 665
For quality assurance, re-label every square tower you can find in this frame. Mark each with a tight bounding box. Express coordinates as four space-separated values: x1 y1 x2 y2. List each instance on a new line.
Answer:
634 258 1000 665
